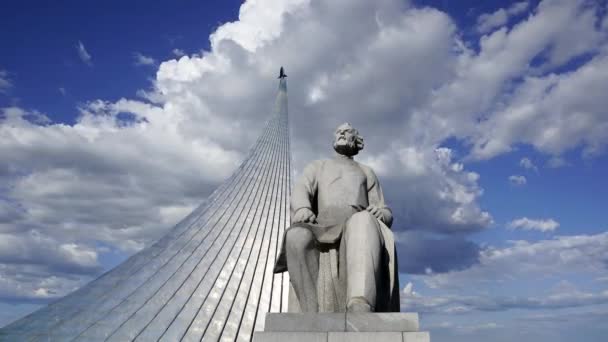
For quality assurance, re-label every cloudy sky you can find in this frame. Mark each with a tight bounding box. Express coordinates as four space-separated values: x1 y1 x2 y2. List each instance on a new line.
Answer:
1 0 607 340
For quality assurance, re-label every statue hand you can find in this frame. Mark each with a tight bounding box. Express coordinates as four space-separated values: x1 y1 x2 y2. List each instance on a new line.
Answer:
293 208 317 224
366 205 384 221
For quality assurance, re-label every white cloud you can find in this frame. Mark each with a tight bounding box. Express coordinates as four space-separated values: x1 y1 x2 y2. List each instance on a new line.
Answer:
508 217 559 232
76 41 92 66
466 0 608 159
422 232 608 289
0 228 100 303
58 87 66 96
0 230 100 274
133 52 156 66
473 52 608 159
456 322 502 333
172 48 185 57
546 156 568 168
0 70 12 93
508 175 527 186
415 0 608 161
403 282 415 296
477 1 529 34
368 147 492 233
1 103 238 238
402 278 608 314
519 157 538 171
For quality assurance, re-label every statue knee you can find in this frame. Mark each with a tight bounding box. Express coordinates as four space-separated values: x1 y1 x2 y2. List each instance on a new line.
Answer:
285 226 315 255
345 211 380 238
348 211 376 229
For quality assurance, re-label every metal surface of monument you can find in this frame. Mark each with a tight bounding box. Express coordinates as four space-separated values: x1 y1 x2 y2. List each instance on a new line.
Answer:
0 74 292 341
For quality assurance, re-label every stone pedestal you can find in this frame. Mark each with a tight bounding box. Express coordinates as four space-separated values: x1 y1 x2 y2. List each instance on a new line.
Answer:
253 313 430 342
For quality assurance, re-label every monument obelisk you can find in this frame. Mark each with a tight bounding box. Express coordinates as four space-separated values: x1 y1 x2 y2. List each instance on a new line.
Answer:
0 69 292 341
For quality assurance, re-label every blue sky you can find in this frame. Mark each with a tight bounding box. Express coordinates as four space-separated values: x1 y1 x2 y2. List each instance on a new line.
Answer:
1 0 608 341
0 0 242 123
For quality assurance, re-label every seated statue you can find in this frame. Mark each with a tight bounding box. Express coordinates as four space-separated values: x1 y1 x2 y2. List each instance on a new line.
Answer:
274 123 399 313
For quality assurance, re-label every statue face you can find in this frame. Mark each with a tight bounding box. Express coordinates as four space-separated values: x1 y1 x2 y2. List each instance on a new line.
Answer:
333 123 362 156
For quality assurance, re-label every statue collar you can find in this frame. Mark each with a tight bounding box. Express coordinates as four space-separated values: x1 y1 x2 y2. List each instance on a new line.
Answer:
334 153 354 161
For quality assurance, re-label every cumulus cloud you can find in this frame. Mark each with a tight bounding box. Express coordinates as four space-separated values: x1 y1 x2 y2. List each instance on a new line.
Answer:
1 104 238 244
466 0 608 159
172 48 185 57
508 175 527 186
546 156 568 168
376 147 492 234
477 1 529 34
508 217 559 232
396 231 481 274
0 100 239 300
414 0 608 161
523 307 608 323
403 285 608 314
456 322 502 334
422 232 608 289
76 41 92 66
402 279 608 319
0 231 100 274
0 264 90 304
133 52 156 66
0 70 12 93
519 157 538 172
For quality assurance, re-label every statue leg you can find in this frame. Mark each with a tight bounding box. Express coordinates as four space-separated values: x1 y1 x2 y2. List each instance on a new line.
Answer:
343 211 383 312
285 225 319 312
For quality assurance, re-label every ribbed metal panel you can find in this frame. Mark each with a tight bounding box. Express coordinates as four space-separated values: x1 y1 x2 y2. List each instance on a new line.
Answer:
0 78 292 341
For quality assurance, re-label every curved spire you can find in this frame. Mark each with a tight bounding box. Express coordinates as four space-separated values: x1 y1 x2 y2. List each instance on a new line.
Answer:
1 70 292 341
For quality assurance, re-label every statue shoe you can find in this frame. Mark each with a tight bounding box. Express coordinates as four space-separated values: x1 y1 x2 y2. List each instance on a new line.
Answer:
346 297 373 312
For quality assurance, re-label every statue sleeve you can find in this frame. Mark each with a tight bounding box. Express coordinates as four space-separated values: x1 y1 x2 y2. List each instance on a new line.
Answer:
290 160 321 220
365 166 393 228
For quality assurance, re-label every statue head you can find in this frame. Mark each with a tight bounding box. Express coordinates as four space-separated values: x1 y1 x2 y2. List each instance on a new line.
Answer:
333 122 364 156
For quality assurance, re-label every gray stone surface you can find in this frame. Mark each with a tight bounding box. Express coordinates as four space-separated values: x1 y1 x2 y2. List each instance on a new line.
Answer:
257 313 431 342
254 332 430 342
328 332 403 342
275 123 399 313
346 312 419 332
265 313 345 332
403 331 431 342
253 332 327 342
265 313 420 332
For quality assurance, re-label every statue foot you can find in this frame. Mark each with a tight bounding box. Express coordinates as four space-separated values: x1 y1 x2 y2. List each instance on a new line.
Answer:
346 297 373 312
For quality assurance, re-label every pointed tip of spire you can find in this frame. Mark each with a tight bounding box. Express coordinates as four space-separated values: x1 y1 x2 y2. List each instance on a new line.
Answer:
278 66 287 91
278 66 287 79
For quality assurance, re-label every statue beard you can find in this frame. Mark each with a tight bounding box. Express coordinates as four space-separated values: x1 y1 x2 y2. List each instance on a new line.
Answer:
333 140 359 156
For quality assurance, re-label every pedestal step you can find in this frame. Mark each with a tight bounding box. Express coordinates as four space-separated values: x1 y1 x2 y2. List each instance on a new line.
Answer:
253 331 430 342
264 312 420 332
255 313 430 342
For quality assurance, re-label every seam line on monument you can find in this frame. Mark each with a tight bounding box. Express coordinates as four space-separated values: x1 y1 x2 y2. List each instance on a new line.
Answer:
143 116 282 338
249 112 286 337
204 115 285 340
17 133 255 340
23 111 275 340
65 110 280 341
218 112 288 340
174 108 283 341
